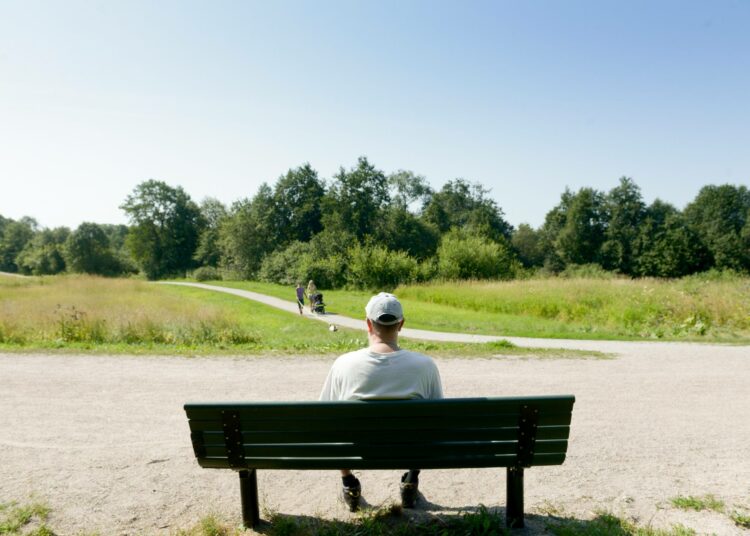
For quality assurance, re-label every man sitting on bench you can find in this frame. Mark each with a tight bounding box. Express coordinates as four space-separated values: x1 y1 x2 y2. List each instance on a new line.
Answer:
319 292 444 511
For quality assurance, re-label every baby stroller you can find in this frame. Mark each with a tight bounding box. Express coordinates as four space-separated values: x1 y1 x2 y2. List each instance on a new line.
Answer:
309 293 326 314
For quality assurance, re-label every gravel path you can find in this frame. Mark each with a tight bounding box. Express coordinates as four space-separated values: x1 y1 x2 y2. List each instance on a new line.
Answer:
2 343 748 535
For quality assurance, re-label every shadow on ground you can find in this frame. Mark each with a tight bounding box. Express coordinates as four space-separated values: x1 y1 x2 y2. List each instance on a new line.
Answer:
250 503 648 535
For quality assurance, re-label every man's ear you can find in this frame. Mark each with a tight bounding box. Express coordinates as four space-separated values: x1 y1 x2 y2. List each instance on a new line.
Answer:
366 318 374 333
397 318 405 332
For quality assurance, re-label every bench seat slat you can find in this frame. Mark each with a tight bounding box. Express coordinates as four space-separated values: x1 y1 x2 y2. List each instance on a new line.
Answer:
186 412 572 432
201 439 568 459
195 425 571 444
195 452 567 470
184 396 574 421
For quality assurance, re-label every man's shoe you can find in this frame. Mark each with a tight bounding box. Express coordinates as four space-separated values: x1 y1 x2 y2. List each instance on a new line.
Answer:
400 472 418 508
342 478 361 512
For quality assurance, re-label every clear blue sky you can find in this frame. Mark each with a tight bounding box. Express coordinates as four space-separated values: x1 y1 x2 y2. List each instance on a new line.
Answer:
1 0 748 230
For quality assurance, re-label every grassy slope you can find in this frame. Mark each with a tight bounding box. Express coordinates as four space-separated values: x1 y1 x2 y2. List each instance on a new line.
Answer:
0 275 597 357
210 275 750 342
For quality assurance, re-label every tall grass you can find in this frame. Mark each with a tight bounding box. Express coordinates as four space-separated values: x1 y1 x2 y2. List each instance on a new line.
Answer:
0 275 597 357
395 273 750 340
213 272 750 341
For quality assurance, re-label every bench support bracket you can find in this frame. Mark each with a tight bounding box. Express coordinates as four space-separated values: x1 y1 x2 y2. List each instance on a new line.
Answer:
506 466 524 528
239 469 260 528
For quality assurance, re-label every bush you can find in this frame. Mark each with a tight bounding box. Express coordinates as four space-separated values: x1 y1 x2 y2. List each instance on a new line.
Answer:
347 244 418 290
192 266 221 282
258 241 313 285
437 230 518 280
559 263 616 279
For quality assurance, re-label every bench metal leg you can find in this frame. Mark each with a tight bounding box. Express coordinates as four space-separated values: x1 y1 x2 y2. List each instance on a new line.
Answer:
239 469 260 528
506 466 524 528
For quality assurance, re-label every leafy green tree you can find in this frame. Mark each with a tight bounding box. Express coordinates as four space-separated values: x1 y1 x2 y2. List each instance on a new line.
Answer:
437 229 518 280
554 187 607 267
322 157 389 240
387 170 433 211
0 217 37 272
634 200 709 277
65 222 125 276
601 177 646 274
218 185 277 278
16 227 70 275
194 197 228 267
683 184 750 272
374 206 439 261
511 223 544 268
422 179 512 243
538 189 574 272
120 180 204 279
273 163 326 244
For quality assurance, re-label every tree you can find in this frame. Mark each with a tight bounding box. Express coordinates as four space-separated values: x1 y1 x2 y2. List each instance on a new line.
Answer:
273 163 326 244
511 224 544 268
601 177 646 274
65 222 125 276
322 157 390 240
16 227 69 275
387 170 433 212
374 206 439 261
553 187 607 267
194 197 228 267
0 217 37 272
120 180 204 279
634 200 709 277
422 179 512 243
683 184 750 272
218 185 278 278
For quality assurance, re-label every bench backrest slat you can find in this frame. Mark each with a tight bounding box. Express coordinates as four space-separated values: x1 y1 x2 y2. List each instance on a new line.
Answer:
185 396 575 471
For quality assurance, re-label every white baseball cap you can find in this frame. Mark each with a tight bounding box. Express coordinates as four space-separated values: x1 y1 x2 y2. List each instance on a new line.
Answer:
365 292 404 325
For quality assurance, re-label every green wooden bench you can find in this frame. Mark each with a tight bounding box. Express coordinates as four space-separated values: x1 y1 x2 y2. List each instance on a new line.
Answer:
184 395 575 529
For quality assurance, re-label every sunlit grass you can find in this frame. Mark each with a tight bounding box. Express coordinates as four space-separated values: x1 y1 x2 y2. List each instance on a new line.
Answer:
0 275 600 357
211 274 750 342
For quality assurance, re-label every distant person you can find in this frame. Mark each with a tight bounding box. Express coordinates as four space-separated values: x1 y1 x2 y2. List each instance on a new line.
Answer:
306 280 318 312
319 292 443 512
295 282 305 315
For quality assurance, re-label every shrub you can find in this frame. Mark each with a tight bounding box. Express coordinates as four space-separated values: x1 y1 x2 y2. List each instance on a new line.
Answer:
437 230 518 280
559 263 617 279
347 244 418 290
192 266 222 282
258 241 313 285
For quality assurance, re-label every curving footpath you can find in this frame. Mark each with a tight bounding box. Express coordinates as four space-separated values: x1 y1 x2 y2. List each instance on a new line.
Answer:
160 282 739 353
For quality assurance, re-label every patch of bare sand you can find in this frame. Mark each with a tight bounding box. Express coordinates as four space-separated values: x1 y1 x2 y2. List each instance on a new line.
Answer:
1 344 748 535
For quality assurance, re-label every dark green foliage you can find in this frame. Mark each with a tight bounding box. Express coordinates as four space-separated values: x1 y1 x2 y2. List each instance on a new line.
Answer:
218 185 278 278
194 197 228 268
634 201 710 277
375 206 440 260
0 217 37 272
322 156 390 240
437 229 518 280
601 177 646 274
422 179 512 242
15 227 69 275
65 222 126 276
121 180 204 279
273 163 326 244
684 184 750 272
554 187 607 266
511 223 544 268
259 241 314 285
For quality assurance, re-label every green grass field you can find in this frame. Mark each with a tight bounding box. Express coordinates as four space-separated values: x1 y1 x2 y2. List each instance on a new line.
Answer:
210 273 750 342
0 275 599 357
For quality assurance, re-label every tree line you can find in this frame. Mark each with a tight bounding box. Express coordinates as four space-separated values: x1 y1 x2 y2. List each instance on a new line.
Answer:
2 156 748 288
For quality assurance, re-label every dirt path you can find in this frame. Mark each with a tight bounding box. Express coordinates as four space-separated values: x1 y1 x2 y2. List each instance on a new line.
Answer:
1 345 748 535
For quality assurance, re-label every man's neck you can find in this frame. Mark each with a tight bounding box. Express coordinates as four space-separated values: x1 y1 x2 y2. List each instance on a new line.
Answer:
368 335 400 353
